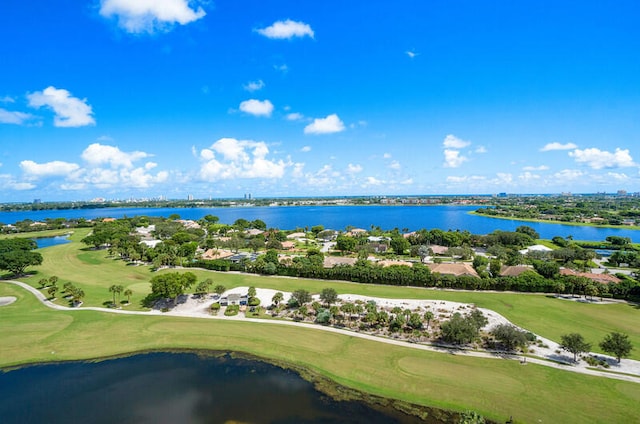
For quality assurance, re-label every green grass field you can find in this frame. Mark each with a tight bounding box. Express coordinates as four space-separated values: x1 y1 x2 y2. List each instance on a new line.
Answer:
1 283 639 423
2 230 640 422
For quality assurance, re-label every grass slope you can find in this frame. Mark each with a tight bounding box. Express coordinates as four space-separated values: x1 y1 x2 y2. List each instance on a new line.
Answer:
1 283 639 424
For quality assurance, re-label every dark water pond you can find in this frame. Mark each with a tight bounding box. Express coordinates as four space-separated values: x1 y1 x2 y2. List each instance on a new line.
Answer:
0 352 442 424
33 235 71 249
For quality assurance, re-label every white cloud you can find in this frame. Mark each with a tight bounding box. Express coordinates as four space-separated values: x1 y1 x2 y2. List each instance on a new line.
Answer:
569 147 635 169
304 114 345 135
243 80 265 92
540 142 578 152
443 134 471 149
20 160 80 178
0 174 35 191
406 50 418 59
256 19 314 39
443 149 468 168
518 172 541 182
239 99 274 117
346 163 363 174
522 165 549 171
388 160 401 170
27 86 95 127
81 143 149 168
99 0 206 34
553 169 584 180
300 146 312 152
199 138 288 181
286 112 304 121
400 178 413 185
475 146 487 154
0 108 36 125
605 172 629 182
0 96 15 103
365 176 384 186
383 153 392 159
274 64 289 73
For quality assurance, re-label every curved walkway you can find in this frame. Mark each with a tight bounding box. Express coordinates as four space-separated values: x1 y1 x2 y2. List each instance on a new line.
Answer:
4 280 640 384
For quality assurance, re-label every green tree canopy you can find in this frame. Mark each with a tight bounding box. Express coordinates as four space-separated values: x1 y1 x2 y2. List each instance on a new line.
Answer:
150 272 197 304
599 332 633 363
0 238 43 276
560 333 591 362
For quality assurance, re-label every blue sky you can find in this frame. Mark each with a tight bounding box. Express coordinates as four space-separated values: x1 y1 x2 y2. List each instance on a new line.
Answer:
1 0 639 201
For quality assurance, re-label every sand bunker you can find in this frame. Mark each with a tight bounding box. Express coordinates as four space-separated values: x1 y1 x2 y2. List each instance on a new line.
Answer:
0 296 17 306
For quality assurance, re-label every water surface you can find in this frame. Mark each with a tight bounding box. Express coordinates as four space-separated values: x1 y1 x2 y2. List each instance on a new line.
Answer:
0 352 438 424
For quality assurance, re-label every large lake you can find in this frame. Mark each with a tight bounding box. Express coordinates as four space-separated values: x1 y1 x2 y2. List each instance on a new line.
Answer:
0 352 438 424
1 205 638 242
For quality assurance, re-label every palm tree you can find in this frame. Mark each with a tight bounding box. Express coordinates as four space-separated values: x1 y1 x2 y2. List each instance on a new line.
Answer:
272 292 284 306
123 289 133 304
108 285 123 305
424 310 434 329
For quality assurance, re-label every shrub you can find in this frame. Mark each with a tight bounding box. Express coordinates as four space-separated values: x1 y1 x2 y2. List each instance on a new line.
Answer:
248 297 261 307
224 304 240 316
210 302 221 311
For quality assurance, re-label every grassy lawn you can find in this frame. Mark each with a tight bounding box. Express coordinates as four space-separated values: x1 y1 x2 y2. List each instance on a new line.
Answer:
14 230 640 360
0 228 75 240
1 282 639 424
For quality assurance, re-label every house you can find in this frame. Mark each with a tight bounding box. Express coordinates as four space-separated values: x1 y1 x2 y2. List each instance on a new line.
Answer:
368 242 388 253
280 241 296 250
427 263 479 278
286 232 307 239
323 256 358 268
427 245 449 255
500 265 535 277
201 249 234 260
377 259 414 267
346 228 367 236
246 228 264 236
519 244 553 255
177 219 201 230
559 268 621 284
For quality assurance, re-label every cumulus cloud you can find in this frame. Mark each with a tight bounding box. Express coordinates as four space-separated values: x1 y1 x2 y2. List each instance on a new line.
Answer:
346 163 363 174
0 174 35 191
239 99 274 117
27 86 94 127
300 146 311 152
406 50 418 59
540 142 577 152
443 134 471 149
81 143 149 168
0 96 15 103
20 160 80 178
199 138 288 181
0 108 36 125
522 165 549 171
475 146 487 154
99 0 206 33
304 114 345 135
443 149 468 168
383 153 392 159
256 19 314 39
569 147 635 169
553 169 584 180
365 176 384 186
243 80 265 92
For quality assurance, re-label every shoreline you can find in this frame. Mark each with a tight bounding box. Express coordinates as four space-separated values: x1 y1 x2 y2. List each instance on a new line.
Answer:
0 348 463 423
470 211 640 231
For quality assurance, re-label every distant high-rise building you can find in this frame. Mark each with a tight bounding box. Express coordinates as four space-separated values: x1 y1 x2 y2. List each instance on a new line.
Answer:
617 190 627 196
188 194 194 201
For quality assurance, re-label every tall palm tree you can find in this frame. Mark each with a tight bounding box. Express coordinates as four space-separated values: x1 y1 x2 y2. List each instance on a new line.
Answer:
123 289 133 304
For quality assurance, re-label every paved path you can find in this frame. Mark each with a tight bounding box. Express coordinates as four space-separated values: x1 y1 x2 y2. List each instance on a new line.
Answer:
4 280 640 384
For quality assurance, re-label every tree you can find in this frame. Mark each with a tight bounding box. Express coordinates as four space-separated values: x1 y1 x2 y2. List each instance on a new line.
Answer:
47 285 58 299
214 284 226 296
291 289 311 306
0 238 43 276
272 291 284 306
335 235 357 253
150 272 197 304
319 287 338 307
424 311 434 329
560 333 591 362
390 236 410 255
109 284 122 305
515 225 539 239
123 288 133 304
599 332 633 363
440 313 480 344
491 324 528 351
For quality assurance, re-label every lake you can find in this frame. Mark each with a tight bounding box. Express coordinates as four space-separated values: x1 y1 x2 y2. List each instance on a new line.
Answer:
1 205 638 242
0 352 440 424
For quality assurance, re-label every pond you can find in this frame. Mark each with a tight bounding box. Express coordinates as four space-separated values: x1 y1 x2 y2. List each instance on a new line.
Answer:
0 352 446 424
32 235 71 249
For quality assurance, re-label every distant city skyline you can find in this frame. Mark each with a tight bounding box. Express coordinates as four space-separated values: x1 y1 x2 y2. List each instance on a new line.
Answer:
1 1 639 202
